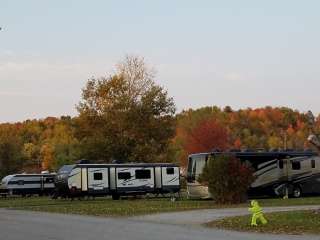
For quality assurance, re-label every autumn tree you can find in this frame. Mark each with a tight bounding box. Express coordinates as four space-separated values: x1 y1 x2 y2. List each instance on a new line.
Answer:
185 118 229 154
199 154 255 204
172 106 316 167
40 143 54 170
46 119 81 169
22 142 40 171
77 55 176 162
0 124 24 178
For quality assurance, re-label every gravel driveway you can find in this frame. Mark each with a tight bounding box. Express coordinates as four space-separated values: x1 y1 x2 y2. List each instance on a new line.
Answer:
0 205 319 240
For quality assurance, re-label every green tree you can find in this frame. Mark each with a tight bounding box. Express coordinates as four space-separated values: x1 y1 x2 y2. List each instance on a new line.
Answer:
77 55 176 162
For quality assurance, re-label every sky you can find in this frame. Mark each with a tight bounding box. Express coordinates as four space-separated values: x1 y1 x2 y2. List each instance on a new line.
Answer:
1 0 320 122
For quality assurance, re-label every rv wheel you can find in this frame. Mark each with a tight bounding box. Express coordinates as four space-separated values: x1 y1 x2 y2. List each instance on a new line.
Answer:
293 186 302 198
112 194 120 200
51 192 58 199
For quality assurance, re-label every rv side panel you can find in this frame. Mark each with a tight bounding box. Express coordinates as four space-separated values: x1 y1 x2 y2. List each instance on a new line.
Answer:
81 167 88 191
161 166 180 192
87 167 109 194
116 167 155 192
68 167 81 190
155 167 162 189
109 167 116 190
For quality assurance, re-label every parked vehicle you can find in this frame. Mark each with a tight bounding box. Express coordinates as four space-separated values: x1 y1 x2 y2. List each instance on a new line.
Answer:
186 150 320 199
0 172 56 196
54 163 180 199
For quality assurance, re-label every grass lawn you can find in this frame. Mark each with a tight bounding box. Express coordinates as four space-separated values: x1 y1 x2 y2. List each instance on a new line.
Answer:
0 197 222 217
206 210 320 235
0 196 320 217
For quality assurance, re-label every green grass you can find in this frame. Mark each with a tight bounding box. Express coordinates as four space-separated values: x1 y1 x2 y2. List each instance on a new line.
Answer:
0 197 222 217
251 196 320 207
0 196 320 217
206 210 320 235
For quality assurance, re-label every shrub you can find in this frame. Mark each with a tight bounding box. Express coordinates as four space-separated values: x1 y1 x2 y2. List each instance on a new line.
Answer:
198 154 255 204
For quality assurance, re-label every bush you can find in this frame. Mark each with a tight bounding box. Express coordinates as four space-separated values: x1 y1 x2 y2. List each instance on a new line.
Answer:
198 155 255 204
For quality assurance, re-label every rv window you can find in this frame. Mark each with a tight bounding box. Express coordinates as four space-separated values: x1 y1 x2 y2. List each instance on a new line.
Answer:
118 172 131 180
186 157 195 182
135 169 151 179
94 172 103 180
45 178 54 183
166 167 174 175
278 159 283 169
292 161 301 170
312 159 316 168
58 165 75 174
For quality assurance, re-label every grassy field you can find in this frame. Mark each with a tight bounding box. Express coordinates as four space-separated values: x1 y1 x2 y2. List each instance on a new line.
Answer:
0 197 222 217
206 210 320 235
0 196 320 217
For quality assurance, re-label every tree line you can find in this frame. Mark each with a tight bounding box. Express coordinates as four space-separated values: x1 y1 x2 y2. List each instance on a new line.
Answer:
0 56 319 177
174 106 319 166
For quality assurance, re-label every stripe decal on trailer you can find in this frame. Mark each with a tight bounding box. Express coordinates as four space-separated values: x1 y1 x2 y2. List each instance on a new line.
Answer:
167 176 178 183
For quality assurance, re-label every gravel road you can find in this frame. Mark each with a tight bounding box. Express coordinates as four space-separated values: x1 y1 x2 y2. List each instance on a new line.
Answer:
0 205 319 240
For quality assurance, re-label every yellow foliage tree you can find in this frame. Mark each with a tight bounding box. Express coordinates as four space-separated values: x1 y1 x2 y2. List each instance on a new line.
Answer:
40 143 54 171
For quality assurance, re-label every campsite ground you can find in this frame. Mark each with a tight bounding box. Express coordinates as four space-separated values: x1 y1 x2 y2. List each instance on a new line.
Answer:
1 196 320 237
206 210 320 235
1 205 320 240
1 196 320 217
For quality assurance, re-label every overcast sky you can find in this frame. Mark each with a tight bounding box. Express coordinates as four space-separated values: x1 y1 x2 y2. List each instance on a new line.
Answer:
1 0 320 122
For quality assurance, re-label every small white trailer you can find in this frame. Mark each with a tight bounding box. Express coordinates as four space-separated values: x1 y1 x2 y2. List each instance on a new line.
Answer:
0 173 56 196
54 163 180 199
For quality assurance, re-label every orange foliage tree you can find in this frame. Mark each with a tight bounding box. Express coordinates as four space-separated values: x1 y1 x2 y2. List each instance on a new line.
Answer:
185 118 229 154
40 143 55 171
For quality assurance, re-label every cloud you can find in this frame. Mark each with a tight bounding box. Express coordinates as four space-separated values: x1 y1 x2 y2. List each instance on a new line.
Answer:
0 60 110 88
1 49 14 57
0 59 107 108
0 62 37 72
0 61 89 73
224 72 243 81
0 90 33 97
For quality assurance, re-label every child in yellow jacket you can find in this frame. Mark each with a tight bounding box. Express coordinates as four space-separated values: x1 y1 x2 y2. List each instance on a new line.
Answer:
248 200 268 226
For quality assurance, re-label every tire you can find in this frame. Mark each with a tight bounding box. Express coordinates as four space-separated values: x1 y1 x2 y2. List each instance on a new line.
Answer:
112 194 120 200
292 186 302 198
70 187 77 196
51 191 58 199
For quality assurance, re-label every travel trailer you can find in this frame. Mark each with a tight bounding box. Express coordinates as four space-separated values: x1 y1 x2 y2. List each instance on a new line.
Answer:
0 172 56 196
54 163 180 199
186 150 320 199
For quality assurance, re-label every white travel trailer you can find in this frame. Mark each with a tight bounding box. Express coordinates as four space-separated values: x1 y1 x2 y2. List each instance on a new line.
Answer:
54 163 180 199
0 173 56 196
186 150 320 199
